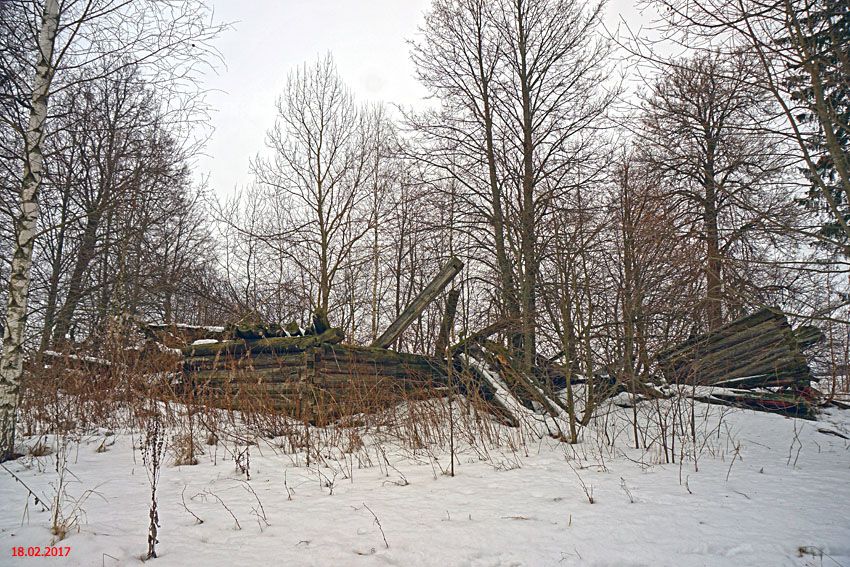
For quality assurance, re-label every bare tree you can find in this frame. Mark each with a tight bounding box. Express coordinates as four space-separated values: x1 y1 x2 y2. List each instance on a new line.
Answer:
411 0 617 370
251 55 378 315
410 0 518 332
636 51 793 329
642 0 850 253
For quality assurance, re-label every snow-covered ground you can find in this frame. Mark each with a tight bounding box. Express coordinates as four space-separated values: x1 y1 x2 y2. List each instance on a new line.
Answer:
1 402 848 566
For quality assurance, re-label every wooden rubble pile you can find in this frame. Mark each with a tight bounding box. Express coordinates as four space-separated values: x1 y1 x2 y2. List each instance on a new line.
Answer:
145 256 567 426
143 317 447 424
137 253 829 425
656 307 821 418
141 260 464 424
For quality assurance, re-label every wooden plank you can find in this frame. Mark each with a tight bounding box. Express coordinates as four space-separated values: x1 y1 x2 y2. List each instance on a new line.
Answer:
372 257 464 348
435 288 461 356
657 306 813 387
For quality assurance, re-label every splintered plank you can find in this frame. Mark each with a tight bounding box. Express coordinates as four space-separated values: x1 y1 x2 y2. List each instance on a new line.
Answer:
656 307 813 387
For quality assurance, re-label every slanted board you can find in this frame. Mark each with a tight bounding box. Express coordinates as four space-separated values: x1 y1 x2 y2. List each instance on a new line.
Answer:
656 307 812 387
372 257 463 348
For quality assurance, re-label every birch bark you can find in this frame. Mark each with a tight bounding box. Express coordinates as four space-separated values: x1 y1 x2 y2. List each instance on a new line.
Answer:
0 0 60 460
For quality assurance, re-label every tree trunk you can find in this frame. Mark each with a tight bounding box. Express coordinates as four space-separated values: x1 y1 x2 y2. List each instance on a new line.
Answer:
38 176 73 355
435 288 460 357
704 172 723 330
51 207 104 345
1 0 60 460
477 35 518 333
517 5 538 373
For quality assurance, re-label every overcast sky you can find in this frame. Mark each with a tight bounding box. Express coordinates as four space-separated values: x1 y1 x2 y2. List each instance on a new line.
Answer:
197 0 646 195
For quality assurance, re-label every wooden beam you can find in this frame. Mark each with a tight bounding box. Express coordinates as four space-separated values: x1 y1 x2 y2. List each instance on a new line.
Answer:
449 319 518 353
372 257 464 348
434 288 461 356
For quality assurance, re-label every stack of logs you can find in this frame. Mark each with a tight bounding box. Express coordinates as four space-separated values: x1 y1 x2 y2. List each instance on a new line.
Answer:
159 316 449 424
656 307 818 418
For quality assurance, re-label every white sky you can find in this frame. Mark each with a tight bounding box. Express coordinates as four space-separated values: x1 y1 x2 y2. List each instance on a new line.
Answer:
196 0 647 195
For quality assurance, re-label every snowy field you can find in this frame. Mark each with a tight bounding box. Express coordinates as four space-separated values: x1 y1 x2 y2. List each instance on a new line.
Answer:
1 401 849 567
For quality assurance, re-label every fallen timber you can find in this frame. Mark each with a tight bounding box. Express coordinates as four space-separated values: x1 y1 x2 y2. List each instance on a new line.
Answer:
656 307 813 389
656 307 819 418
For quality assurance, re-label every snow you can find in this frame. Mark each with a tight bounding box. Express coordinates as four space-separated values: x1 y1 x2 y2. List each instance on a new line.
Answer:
1 402 849 566
191 339 219 346
146 324 226 333
42 351 111 366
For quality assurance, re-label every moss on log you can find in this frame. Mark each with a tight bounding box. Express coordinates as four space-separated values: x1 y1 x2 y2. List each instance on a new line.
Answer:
181 328 344 357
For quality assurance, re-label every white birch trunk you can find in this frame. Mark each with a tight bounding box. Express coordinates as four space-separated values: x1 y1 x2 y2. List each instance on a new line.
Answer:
0 0 60 460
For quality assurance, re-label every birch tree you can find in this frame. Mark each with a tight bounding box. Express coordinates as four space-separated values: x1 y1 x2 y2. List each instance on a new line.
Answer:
0 0 59 461
0 0 223 460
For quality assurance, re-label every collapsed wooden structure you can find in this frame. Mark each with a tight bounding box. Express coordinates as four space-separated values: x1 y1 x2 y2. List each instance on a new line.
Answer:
180 336 449 424
656 307 813 389
163 259 465 424
141 254 826 425
656 307 819 418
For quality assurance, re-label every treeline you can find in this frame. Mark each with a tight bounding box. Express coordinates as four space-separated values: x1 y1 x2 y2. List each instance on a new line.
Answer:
0 0 847 426
213 0 849 379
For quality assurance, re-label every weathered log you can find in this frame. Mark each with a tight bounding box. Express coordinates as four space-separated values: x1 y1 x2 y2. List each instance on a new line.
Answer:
479 340 570 420
435 288 461 357
657 307 781 359
311 308 330 334
692 388 817 420
372 256 464 348
284 321 302 336
181 327 344 357
231 322 288 340
318 344 447 367
660 317 792 366
453 354 519 427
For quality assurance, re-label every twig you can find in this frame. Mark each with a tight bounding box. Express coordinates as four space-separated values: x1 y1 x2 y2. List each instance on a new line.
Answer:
726 442 741 482
0 462 50 511
619 477 635 503
363 503 389 549
181 485 203 524
198 489 241 530
237 479 269 528
567 460 594 504
818 428 850 440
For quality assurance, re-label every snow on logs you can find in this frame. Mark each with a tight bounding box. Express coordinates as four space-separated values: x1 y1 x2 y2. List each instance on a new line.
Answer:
176 315 451 423
180 327 345 358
